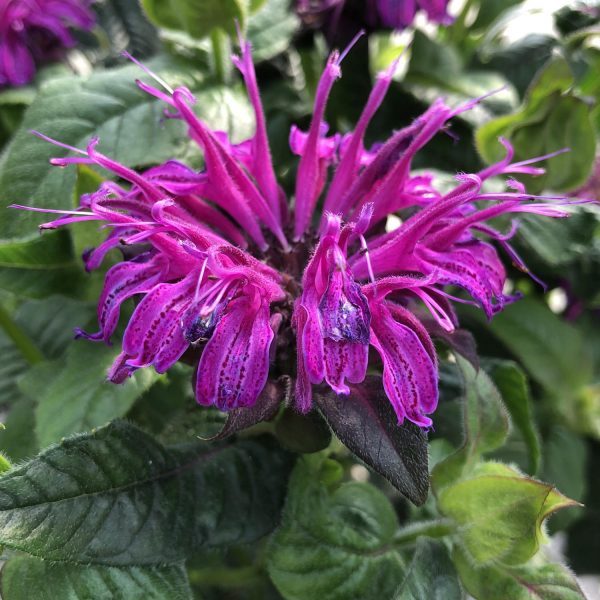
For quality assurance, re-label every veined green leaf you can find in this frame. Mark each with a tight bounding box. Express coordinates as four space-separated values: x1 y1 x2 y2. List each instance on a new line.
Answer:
432 356 509 492
438 462 579 566
1 556 193 600
394 539 463 600
0 58 253 241
267 455 405 600
453 547 586 600
0 422 293 565
19 342 158 447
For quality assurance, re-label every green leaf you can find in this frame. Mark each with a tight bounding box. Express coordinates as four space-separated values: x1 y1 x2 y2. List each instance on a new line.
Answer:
486 360 541 475
1 556 193 600
0 231 86 298
0 295 93 406
469 299 595 432
0 330 28 407
14 295 94 359
0 395 38 461
394 539 463 600
405 31 517 120
0 422 293 564
453 547 586 600
542 427 587 531
247 0 300 62
141 0 247 38
432 356 509 491
18 342 158 447
471 0 521 31
0 296 95 460
475 57 596 193
438 462 579 566
0 58 253 241
94 0 161 59
267 455 405 600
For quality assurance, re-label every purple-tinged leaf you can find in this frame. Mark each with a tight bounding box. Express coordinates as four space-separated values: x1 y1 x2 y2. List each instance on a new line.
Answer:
315 375 429 505
204 377 290 441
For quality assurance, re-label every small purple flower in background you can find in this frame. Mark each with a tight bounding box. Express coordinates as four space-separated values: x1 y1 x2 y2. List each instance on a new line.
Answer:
14 41 582 428
371 0 453 29
0 0 95 87
297 0 452 37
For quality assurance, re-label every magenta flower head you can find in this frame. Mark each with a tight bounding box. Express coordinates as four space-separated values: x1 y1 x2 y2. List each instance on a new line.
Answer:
15 41 582 428
0 0 95 87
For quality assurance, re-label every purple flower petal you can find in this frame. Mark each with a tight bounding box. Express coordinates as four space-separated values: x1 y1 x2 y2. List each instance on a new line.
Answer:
369 299 438 427
196 291 275 410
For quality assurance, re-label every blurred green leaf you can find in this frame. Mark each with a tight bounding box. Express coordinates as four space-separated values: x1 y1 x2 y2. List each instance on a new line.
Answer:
141 0 247 38
0 231 86 298
93 0 161 59
453 547 586 599
394 539 463 600
474 298 591 395
432 356 509 491
1 557 193 600
247 0 300 63
0 296 94 459
0 57 253 241
267 455 405 600
0 422 293 564
566 438 600 574
13 295 94 359
476 57 596 193
0 332 28 408
486 360 541 475
20 342 158 447
468 299 597 436
405 31 517 122
438 462 578 566
542 426 587 531
471 0 521 31
0 395 37 461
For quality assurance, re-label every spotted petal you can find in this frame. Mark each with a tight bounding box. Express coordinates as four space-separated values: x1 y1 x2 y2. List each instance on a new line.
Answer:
196 292 274 410
369 299 438 427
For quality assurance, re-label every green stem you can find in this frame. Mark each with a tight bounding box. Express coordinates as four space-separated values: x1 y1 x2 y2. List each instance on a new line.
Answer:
188 566 263 588
447 0 477 46
0 304 44 365
210 28 232 84
393 518 456 546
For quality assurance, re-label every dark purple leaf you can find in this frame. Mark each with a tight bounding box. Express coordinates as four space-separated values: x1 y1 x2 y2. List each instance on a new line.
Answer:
204 377 290 440
315 376 429 505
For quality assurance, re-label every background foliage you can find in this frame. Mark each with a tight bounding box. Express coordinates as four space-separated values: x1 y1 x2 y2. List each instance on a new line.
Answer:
0 0 599 598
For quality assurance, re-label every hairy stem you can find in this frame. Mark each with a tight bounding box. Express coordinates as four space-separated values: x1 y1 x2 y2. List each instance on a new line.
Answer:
393 518 456 546
210 28 232 84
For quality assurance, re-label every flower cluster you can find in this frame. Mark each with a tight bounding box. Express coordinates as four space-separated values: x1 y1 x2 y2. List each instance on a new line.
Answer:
17 43 579 428
0 0 95 87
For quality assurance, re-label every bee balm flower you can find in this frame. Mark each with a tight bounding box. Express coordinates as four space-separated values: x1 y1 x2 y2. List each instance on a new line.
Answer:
14 42 580 427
